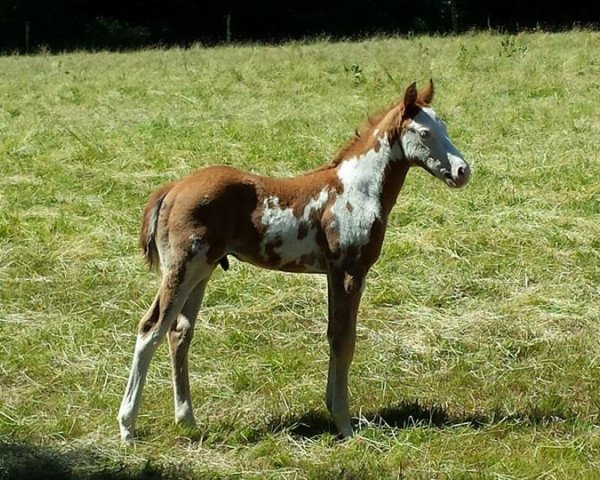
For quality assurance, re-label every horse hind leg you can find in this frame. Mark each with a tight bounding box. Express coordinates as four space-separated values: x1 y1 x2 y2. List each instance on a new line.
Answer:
118 288 174 441
167 276 211 428
117 246 213 442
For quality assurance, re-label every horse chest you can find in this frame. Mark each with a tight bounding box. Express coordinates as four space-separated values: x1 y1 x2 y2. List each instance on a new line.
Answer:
329 191 382 252
328 152 386 253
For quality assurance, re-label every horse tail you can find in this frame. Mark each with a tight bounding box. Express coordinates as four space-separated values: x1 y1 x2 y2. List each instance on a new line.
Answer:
139 183 173 272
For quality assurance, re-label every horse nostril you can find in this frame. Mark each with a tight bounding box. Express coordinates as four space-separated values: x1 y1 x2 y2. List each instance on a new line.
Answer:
457 166 465 177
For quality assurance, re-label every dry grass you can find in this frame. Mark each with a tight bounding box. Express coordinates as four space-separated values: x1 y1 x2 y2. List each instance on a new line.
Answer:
1 31 600 478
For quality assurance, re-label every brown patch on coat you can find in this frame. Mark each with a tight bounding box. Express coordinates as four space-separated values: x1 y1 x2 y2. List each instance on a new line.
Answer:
297 222 309 240
280 253 323 273
264 238 283 265
321 206 342 257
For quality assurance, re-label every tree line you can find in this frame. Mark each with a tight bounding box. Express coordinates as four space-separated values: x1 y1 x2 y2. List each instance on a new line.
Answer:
1 0 598 53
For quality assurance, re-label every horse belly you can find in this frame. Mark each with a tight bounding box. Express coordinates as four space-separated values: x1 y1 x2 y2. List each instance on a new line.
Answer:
232 250 326 274
233 225 325 273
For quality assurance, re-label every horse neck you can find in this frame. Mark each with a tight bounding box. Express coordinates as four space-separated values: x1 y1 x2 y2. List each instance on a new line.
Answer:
334 132 410 222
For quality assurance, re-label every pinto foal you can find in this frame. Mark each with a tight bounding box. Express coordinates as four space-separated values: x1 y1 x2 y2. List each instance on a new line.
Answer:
118 80 470 441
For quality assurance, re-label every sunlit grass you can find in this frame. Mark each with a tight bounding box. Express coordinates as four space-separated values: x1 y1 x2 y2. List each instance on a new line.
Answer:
1 31 600 478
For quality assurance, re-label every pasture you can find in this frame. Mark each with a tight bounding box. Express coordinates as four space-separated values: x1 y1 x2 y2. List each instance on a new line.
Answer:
1 31 599 478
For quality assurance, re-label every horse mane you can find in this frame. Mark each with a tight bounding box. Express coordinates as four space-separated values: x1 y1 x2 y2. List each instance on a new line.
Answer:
308 95 425 174
329 100 403 167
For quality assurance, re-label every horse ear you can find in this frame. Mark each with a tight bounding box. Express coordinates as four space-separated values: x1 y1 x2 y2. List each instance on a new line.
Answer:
403 82 418 108
418 78 435 105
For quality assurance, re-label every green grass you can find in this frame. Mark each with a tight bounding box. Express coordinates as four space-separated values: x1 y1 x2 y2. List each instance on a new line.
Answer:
1 31 600 478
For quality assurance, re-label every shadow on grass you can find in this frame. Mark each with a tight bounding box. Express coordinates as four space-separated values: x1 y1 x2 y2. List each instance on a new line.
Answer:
264 399 578 439
0 441 195 480
0 402 580 478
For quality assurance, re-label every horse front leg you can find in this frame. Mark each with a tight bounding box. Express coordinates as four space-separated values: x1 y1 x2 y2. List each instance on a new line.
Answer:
326 264 365 438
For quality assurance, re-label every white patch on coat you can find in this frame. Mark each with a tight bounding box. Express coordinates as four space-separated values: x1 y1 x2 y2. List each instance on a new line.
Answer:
330 134 396 251
260 189 329 270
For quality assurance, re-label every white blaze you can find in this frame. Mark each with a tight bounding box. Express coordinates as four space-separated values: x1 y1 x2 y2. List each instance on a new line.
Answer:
402 106 469 188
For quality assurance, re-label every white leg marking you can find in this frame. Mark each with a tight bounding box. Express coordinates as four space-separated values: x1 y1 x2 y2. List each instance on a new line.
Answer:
118 316 168 442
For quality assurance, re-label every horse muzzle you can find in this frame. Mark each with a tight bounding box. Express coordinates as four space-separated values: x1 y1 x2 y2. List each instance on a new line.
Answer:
444 156 470 189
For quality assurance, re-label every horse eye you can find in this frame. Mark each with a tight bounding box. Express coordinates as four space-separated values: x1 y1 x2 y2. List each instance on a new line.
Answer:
419 130 431 138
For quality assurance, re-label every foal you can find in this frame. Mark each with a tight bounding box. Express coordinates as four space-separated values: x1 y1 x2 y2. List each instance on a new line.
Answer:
118 80 470 441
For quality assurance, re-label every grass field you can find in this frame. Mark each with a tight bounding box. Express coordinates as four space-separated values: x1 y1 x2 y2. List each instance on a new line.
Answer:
1 30 599 479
